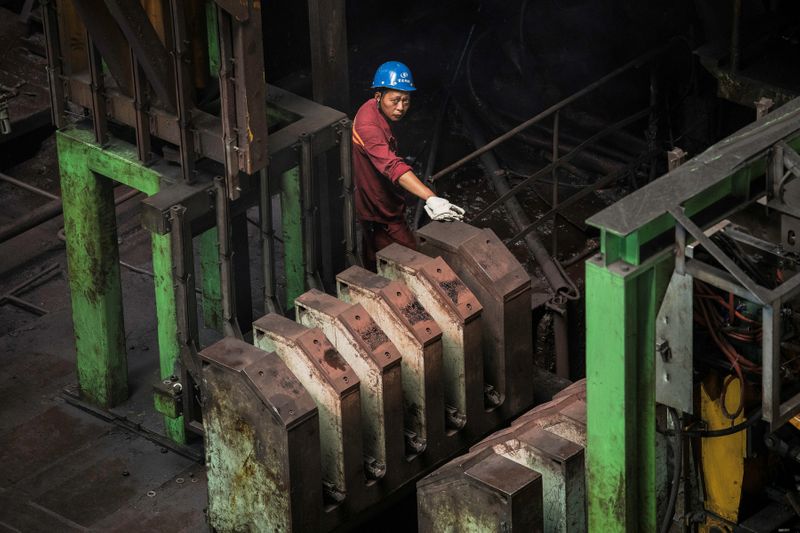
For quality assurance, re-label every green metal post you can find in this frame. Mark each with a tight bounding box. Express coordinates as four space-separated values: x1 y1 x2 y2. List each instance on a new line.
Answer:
57 127 186 443
281 166 304 309
585 250 672 532
58 133 127 408
199 228 223 330
152 232 186 443
205 0 220 78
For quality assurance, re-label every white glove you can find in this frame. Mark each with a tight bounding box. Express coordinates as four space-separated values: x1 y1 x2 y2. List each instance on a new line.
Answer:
424 196 465 221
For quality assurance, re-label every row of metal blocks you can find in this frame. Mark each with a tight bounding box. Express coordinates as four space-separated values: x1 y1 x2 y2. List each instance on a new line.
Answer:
200 222 536 532
417 379 588 532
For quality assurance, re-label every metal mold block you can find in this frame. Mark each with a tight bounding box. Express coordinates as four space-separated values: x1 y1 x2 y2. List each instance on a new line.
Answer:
496 426 586 532
252 314 363 503
295 289 405 482
200 337 322 532
337 266 444 456
417 447 544 533
377 243 483 433
417 221 534 417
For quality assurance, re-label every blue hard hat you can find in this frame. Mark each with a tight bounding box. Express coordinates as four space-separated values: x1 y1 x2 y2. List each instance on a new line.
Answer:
371 61 416 92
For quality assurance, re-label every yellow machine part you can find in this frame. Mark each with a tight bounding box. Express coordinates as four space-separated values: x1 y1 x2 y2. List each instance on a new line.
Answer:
699 374 746 533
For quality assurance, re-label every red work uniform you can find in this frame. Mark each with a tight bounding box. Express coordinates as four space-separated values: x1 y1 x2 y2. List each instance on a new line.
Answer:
351 98 416 270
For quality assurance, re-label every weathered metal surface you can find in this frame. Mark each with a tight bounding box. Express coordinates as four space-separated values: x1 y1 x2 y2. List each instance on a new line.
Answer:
201 336 321 531
140 181 214 235
295 289 403 481
307 0 350 111
58 133 128 408
69 0 134 96
417 221 533 417
281 166 305 309
417 447 544 533
420 380 587 532
337 266 443 455
64 77 344 175
494 427 585 532
57 127 188 441
655 271 694 414
376 243 483 432
102 0 176 110
253 313 363 502
586 97 800 264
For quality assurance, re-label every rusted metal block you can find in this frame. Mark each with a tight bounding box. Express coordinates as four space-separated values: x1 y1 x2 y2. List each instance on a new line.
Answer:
376 243 483 434
200 336 322 532
553 378 587 400
417 446 543 532
252 314 363 503
417 221 534 418
295 289 404 481
494 427 586 532
336 266 444 456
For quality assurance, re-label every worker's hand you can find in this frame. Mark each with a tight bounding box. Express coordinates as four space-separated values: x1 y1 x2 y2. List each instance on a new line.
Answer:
424 196 465 222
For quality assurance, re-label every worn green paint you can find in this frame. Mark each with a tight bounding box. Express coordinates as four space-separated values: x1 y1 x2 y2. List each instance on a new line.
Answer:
585 252 672 532
57 126 186 442
153 388 181 419
151 232 186 443
205 0 220 78
58 132 128 408
199 228 223 330
281 166 304 309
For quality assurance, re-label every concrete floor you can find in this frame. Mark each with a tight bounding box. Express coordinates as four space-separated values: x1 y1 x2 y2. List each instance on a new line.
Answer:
0 144 210 530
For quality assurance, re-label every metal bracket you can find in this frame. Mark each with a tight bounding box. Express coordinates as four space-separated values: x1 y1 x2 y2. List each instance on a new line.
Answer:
655 273 693 414
141 182 214 234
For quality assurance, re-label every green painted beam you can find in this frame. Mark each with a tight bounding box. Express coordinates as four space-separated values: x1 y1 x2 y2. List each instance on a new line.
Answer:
585 252 672 531
281 166 304 310
57 126 186 443
199 228 223 330
58 132 128 408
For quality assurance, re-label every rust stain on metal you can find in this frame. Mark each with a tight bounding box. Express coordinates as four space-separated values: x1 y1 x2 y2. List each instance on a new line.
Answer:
401 299 430 325
357 321 390 352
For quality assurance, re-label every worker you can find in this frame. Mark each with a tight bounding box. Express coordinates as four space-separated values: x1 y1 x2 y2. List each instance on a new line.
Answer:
352 60 465 271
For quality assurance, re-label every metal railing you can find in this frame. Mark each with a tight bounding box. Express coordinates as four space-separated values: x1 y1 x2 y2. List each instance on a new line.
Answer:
433 39 682 251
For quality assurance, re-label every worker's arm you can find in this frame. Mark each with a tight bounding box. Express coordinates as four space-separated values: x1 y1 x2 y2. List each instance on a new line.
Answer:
398 170 465 221
397 170 435 200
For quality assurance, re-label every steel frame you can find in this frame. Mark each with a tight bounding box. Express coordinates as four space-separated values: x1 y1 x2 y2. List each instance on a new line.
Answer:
584 97 800 531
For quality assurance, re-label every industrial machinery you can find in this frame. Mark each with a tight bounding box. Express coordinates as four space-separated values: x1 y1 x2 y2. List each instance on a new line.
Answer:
38 0 800 530
418 98 800 532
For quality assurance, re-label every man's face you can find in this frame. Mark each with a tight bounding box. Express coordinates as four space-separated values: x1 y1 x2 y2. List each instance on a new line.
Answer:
376 89 411 122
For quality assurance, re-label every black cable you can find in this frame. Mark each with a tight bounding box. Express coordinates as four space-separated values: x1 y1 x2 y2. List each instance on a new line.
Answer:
682 406 763 438
659 408 684 533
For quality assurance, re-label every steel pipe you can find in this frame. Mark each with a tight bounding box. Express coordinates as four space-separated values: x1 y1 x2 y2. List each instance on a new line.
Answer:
0 187 140 245
0 172 59 200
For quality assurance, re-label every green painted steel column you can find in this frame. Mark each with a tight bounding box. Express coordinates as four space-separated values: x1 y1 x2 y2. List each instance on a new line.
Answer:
58 133 128 408
585 250 671 532
281 166 304 310
152 232 186 444
57 127 186 443
199 228 223 330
